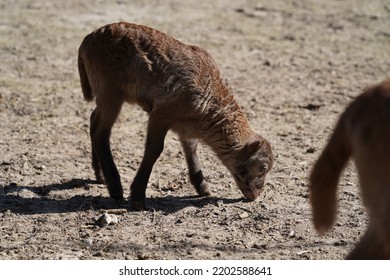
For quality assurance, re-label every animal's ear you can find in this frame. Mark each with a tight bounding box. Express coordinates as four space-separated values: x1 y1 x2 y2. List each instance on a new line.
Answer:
244 139 264 155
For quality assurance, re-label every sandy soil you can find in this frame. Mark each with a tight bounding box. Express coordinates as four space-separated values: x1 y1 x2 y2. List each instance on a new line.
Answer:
0 0 389 260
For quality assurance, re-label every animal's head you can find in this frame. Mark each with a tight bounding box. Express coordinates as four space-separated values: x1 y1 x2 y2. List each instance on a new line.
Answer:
232 136 273 201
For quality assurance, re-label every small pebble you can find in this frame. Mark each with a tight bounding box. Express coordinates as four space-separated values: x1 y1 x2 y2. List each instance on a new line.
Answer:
239 212 250 219
95 213 118 228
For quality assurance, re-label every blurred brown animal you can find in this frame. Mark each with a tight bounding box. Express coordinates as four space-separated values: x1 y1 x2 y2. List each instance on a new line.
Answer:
78 22 273 210
309 79 390 259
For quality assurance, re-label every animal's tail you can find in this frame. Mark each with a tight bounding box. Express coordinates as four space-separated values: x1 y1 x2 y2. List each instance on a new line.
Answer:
78 47 94 102
309 112 352 234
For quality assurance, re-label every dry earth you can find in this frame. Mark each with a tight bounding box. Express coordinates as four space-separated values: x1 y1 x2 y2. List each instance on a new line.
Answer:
0 0 389 260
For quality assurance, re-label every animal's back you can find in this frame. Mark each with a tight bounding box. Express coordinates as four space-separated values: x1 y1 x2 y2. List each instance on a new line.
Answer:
78 22 225 112
78 22 244 142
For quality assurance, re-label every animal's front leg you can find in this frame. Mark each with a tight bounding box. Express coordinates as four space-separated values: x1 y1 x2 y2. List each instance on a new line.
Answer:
130 116 169 210
180 138 211 197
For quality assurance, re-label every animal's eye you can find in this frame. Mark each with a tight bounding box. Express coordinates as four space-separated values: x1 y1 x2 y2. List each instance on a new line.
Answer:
261 163 268 173
237 164 246 177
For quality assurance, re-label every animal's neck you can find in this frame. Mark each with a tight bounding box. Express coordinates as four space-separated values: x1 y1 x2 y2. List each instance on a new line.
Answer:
199 86 253 169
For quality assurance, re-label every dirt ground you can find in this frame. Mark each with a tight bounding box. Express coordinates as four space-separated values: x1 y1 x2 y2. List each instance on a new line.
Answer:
0 0 389 260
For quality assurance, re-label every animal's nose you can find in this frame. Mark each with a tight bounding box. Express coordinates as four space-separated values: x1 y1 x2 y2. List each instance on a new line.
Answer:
243 189 261 201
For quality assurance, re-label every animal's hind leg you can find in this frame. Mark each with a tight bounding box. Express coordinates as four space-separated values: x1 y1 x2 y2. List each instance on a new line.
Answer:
90 98 124 201
346 224 386 259
348 189 390 259
180 138 211 197
90 109 103 183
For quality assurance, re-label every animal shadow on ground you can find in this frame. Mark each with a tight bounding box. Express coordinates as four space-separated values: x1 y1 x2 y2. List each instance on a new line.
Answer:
0 179 242 215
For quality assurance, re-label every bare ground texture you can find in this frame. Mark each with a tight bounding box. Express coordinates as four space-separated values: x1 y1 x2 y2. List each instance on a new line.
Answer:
0 0 389 260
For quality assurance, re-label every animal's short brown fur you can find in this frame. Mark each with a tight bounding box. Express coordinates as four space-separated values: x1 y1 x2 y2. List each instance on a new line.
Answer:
309 79 390 259
78 22 273 210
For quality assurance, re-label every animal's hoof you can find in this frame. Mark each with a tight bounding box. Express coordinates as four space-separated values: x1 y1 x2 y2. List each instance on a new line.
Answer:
94 173 105 184
107 185 124 201
200 190 212 197
114 196 125 205
95 178 105 184
196 182 212 197
131 200 147 211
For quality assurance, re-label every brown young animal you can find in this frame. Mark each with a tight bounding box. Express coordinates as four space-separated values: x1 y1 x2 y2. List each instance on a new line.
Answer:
309 79 390 259
78 22 273 210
